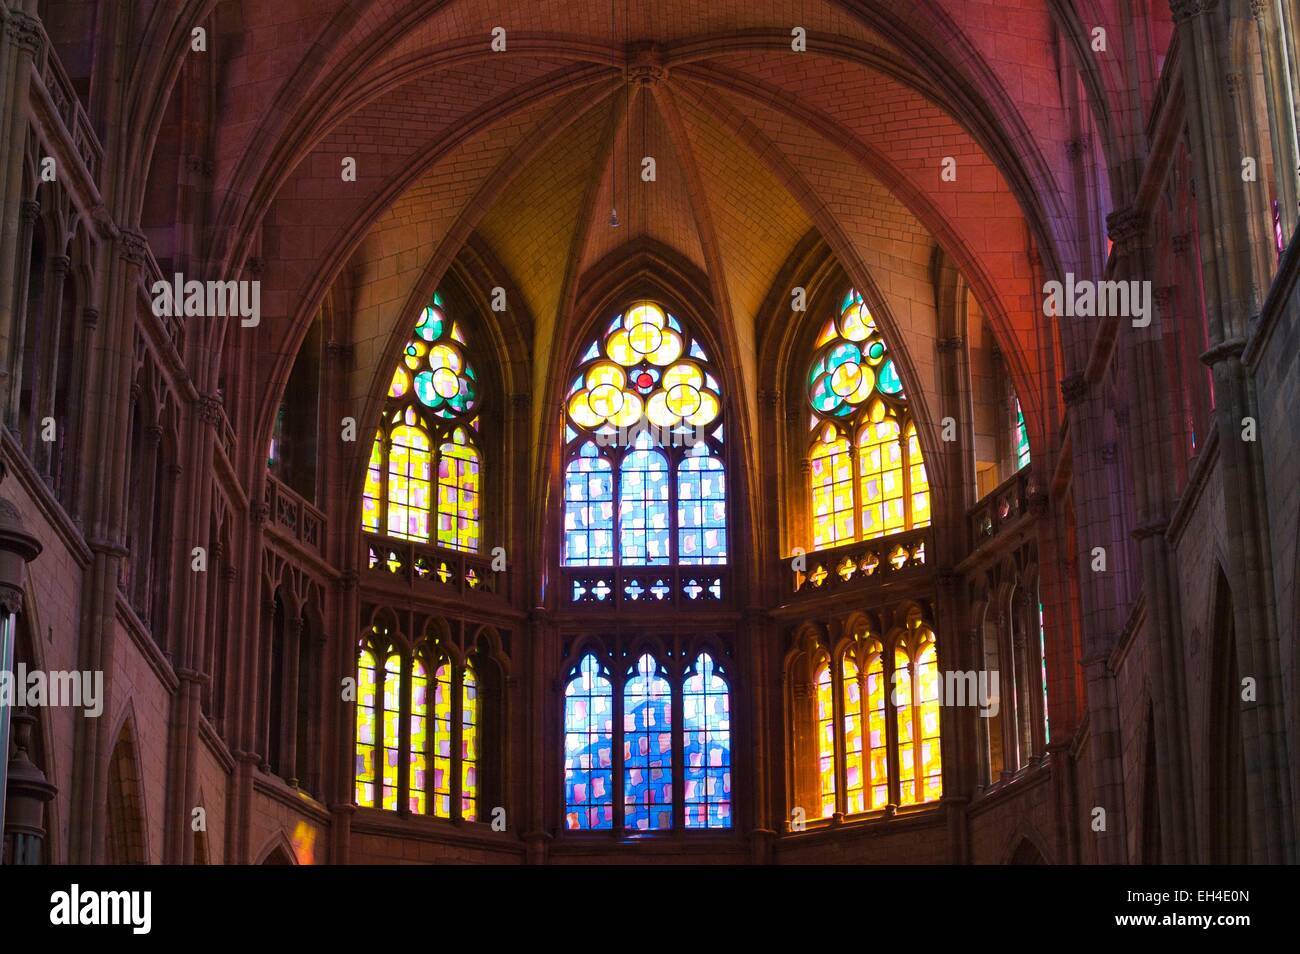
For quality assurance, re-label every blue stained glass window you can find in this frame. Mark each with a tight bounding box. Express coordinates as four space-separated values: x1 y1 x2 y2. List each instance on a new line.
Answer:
678 445 727 564
564 443 614 566
563 301 726 568
683 653 732 829
564 655 614 830
623 654 674 831
618 438 670 565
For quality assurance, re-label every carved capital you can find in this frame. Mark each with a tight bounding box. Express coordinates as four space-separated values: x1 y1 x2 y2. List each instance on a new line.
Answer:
1171 233 1191 256
936 336 964 354
82 307 100 327
250 503 269 526
1066 138 1089 160
1250 0 1268 20
1106 207 1146 246
50 254 71 277
337 571 358 593
196 393 224 427
1170 0 1219 23
20 199 40 226
0 583 25 617
1100 441 1117 463
4 10 43 55
144 423 164 444
758 388 781 408
1200 336 1247 367
1060 373 1089 407
116 230 149 266
245 257 264 277
1226 72 1244 97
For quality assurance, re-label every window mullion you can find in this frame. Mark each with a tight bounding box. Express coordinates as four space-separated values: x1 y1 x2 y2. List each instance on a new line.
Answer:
451 663 464 821
397 652 411 814
900 421 913 531
885 645 901 808
832 654 847 817
612 664 626 832
672 658 685 830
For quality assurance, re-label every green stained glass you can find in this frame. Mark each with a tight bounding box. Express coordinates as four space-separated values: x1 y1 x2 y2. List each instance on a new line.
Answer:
878 360 903 395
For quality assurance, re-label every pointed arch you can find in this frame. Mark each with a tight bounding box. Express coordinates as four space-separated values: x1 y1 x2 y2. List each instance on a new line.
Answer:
105 715 149 865
255 831 299 865
561 299 727 569
363 291 484 552
1207 568 1248 863
805 287 931 549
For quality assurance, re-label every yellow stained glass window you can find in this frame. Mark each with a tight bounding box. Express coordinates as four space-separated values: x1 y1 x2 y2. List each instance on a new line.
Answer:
432 661 453 818
382 653 402 811
388 411 432 541
916 635 942 803
842 656 865 814
437 428 480 553
896 623 942 806
355 650 377 807
363 431 383 532
816 663 837 818
811 428 854 548
893 643 915 806
409 659 428 814
363 291 483 552
805 289 929 548
865 647 889 810
906 422 931 529
564 301 726 567
858 418 904 537
462 663 478 821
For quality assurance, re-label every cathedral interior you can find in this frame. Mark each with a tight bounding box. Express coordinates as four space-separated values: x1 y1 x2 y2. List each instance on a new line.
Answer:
0 0 1297 868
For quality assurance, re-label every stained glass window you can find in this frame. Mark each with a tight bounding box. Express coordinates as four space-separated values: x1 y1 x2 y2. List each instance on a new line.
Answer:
563 301 726 567
355 650 378 807
803 619 941 818
362 292 482 552
564 655 615 830
462 662 479 821
816 663 837 818
431 660 453 818
683 653 731 828
807 289 929 548
382 653 402 811
437 428 480 552
896 620 942 806
678 445 727 564
564 443 615 565
842 655 865 814
564 649 733 832
409 658 428 814
623 654 673 830
1015 397 1031 469
353 636 483 823
619 439 670 565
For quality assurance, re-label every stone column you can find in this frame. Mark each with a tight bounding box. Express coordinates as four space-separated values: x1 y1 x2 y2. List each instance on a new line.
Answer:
1173 0 1296 862
34 253 69 479
0 9 42 423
